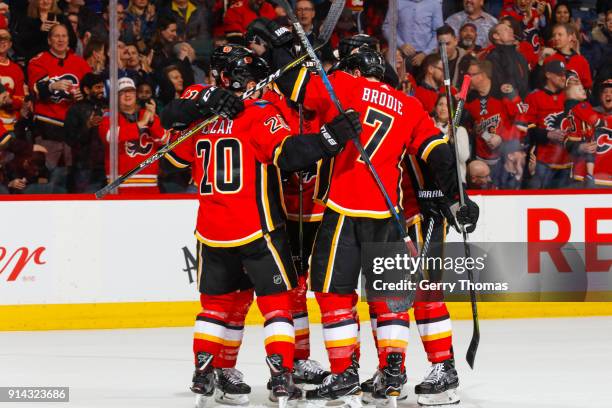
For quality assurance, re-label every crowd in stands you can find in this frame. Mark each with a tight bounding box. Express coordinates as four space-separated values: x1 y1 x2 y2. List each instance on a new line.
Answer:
0 0 610 194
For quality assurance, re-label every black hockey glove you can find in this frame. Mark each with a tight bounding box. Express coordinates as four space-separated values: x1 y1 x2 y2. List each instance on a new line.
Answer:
196 86 244 119
319 109 362 154
443 193 479 233
246 18 293 48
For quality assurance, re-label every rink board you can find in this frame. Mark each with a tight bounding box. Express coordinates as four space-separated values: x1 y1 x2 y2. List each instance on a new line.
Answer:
1 191 611 330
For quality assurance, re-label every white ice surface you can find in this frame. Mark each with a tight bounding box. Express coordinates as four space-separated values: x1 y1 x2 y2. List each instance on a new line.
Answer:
2 317 612 408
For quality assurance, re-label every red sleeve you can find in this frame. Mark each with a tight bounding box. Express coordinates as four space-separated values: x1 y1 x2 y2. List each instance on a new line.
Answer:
578 56 593 89
405 99 446 161
250 104 293 164
9 64 25 111
570 101 602 127
521 92 538 128
146 114 169 144
300 72 339 123
0 122 12 147
223 4 244 34
26 56 47 94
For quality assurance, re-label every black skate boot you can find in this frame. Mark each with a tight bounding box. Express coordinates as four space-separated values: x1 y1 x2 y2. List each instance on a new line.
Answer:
191 352 215 408
293 359 330 385
372 353 407 408
415 359 460 406
359 371 379 405
304 356 362 408
214 367 251 405
266 354 302 408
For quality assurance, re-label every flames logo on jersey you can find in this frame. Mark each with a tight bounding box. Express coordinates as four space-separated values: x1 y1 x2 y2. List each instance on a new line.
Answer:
544 111 576 133
125 131 154 158
525 27 541 54
48 73 79 104
475 114 501 135
596 127 612 155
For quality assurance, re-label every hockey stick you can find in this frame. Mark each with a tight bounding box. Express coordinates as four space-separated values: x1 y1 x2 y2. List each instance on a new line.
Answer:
316 0 345 47
298 104 305 274
439 43 480 369
94 45 326 199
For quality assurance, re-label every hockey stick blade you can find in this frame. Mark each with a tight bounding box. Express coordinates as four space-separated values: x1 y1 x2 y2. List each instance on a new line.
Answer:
94 47 322 199
316 0 344 45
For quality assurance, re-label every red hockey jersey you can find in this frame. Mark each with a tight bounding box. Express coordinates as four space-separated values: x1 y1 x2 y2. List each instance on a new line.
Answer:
98 109 168 193
414 83 457 114
294 70 443 218
0 59 25 131
544 52 593 90
27 51 91 126
522 88 571 167
166 85 293 247
223 0 277 35
464 88 523 162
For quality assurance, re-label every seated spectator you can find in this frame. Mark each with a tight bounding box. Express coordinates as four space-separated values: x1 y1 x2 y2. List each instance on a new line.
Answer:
458 22 482 55
436 25 472 88
382 0 443 69
173 41 205 84
432 93 470 183
445 0 498 49
542 23 593 90
223 0 277 42
467 159 494 189
125 0 157 48
136 78 155 109
98 77 168 194
27 23 92 191
16 0 78 60
542 1 574 44
160 0 211 43
123 43 154 84
0 29 25 133
484 22 530 98
64 72 107 192
414 53 453 114
4 144 62 194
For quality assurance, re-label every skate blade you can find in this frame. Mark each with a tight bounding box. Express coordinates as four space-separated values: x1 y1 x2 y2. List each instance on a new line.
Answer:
195 394 211 408
278 395 299 408
373 395 397 408
214 389 250 406
417 389 460 406
304 394 363 408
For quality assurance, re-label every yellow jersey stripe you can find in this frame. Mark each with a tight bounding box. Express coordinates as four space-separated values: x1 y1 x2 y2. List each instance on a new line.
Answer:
323 214 345 292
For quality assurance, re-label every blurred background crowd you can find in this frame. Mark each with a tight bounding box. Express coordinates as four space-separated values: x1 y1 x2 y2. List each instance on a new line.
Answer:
0 0 610 194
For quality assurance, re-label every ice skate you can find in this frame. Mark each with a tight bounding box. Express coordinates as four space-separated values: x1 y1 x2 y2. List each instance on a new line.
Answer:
266 354 302 408
304 357 362 408
191 352 215 408
415 359 460 406
361 370 409 406
213 367 251 405
293 359 331 385
371 353 407 408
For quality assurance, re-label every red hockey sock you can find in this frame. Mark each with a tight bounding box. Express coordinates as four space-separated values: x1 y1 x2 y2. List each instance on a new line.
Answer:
316 292 359 374
214 289 254 369
193 292 237 365
369 300 409 370
292 275 310 360
414 301 453 363
257 292 295 370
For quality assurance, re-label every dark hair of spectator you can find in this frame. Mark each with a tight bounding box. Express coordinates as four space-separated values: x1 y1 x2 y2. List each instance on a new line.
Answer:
436 25 456 38
163 64 181 77
551 1 573 26
150 15 178 48
28 0 61 18
418 53 442 82
81 72 105 93
83 39 106 60
431 93 448 120
468 59 493 79
499 17 522 41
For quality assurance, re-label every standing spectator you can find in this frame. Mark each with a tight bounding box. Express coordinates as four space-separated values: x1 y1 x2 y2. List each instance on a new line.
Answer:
125 0 157 48
523 60 572 188
158 64 184 105
98 77 168 194
463 59 524 187
64 72 106 192
458 21 482 54
27 23 91 190
382 0 443 68
16 0 78 60
432 93 470 183
414 53 450 113
150 15 179 71
291 0 334 63
436 25 472 88
542 1 573 44
445 0 498 48
83 38 106 74
160 0 211 43
223 0 277 41
0 29 25 133
500 0 543 56
499 15 539 69
543 23 593 90
484 22 530 98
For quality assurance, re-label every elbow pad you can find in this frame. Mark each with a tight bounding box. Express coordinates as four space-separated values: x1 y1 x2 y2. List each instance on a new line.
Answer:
425 142 460 201
160 99 203 130
275 133 332 172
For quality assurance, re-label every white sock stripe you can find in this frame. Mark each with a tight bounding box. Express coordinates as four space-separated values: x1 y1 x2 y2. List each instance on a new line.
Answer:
294 316 310 331
263 321 295 338
417 320 453 337
194 320 226 338
376 325 410 342
322 323 359 342
223 327 245 342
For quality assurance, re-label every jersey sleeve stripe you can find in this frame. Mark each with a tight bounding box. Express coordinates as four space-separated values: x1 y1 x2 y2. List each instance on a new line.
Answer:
419 134 448 162
272 136 291 168
164 151 191 168
290 67 308 102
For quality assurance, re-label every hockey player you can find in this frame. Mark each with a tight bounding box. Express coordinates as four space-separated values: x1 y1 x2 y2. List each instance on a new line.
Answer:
261 36 479 405
160 45 362 408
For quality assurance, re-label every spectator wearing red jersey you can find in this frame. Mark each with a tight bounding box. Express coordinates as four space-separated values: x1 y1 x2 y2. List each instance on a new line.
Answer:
414 53 448 113
99 77 168 194
223 0 277 41
542 1 573 44
500 0 543 56
0 29 25 133
542 23 593 90
27 24 91 190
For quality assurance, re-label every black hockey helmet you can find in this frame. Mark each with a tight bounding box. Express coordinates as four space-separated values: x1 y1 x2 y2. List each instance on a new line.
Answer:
338 34 380 59
211 45 269 91
342 46 386 80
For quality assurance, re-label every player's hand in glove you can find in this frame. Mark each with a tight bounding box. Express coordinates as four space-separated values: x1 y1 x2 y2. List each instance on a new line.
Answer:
246 18 293 48
196 86 244 119
443 193 479 233
319 109 362 154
